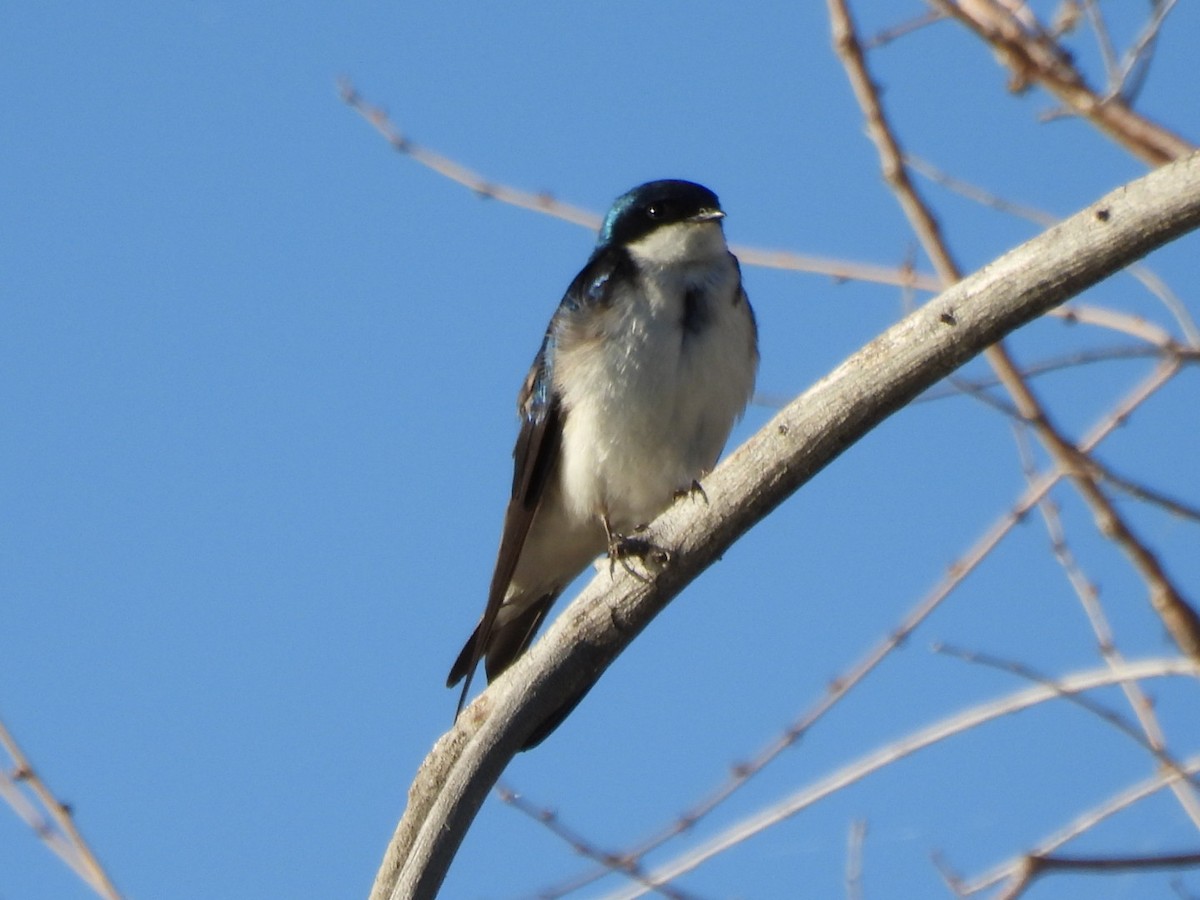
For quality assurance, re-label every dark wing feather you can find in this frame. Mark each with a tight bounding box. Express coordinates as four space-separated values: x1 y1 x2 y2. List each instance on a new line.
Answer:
449 251 622 715
448 335 561 713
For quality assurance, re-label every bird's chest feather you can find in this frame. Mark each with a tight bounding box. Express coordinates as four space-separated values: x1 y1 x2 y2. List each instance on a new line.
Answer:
553 260 753 526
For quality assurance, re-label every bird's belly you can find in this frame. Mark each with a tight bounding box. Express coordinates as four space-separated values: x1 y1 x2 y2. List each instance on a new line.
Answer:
508 486 606 602
556 315 750 531
560 401 696 529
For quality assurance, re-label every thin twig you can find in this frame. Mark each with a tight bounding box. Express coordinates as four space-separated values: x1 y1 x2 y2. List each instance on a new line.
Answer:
597 660 1199 899
864 9 947 48
997 850 1200 899
905 152 1054 223
927 0 1195 165
337 79 599 229
1014 427 1200 828
846 820 867 900
495 783 700 900
1116 0 1179 104
1081 0 1121 89
956 753 1200 894
0 716 122 900
935 641 1200 798
1048 303 1180 347
337 79 942 291
1097 464 1200 524
914 344 1178 405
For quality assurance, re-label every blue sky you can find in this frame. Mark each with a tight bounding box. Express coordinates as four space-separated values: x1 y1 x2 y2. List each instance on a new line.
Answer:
4 2 1199 898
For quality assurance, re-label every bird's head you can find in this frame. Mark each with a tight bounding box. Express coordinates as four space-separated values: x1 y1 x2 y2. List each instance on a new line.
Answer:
598 180 727 264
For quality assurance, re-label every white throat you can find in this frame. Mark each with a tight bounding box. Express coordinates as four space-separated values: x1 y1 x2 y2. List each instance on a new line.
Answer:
625 220 729 269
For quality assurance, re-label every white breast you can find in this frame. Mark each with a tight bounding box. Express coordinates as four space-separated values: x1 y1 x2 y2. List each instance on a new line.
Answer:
553 223 757 532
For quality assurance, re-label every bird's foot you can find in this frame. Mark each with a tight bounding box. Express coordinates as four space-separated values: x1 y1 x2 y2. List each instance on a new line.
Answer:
673 479 708 504
602 518 671 582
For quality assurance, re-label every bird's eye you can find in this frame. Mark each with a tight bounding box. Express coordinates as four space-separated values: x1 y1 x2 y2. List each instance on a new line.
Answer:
646 204 664 220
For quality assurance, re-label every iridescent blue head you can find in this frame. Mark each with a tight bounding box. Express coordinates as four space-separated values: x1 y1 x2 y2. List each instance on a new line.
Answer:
598 180 725 249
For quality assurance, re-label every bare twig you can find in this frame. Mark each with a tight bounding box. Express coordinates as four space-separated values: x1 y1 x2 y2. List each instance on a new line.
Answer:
916 345 1175 403
864 9 947 48
1097 465 1200 525
337 79 600 229
0 717 122 900
1048 303 1180 347
732 246 939 291
597 660 1199 899
935 641 1200 799
337 79 941 291
1080 0 1120 89
1014 428 1200 828
957 753 1200 894
927 0 1195 165
846 820 867 900
1014 377 1200 662
495 784 700 900
905 153 1054 224
1115 0 1180 104
997 850 1200 899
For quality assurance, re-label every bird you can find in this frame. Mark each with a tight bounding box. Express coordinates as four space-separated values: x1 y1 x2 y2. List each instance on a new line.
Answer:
447 179 759 724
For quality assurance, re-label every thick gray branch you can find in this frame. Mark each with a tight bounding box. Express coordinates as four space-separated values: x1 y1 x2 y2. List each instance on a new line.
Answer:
372 151 1200 900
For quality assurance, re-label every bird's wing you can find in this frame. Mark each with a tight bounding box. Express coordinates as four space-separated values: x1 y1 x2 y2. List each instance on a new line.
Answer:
451 251 623 714
450 340 559 712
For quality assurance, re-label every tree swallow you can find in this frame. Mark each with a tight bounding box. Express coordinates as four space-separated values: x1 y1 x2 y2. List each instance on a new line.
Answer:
448 179 759 718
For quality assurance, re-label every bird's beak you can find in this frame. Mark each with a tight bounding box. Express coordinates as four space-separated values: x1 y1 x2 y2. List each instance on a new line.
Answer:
691 208 726 223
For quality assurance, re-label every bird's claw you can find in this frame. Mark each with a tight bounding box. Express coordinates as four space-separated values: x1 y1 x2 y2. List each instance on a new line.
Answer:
602 518 671 581
673 479 708 504
609 535 671 582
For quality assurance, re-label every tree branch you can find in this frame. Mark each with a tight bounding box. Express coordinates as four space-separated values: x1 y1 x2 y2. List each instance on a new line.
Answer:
337 79 942 291
954 751 1200 893
601 659 1199 899
0 717 122 900
928 0 1195 165
999 850 1200 900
